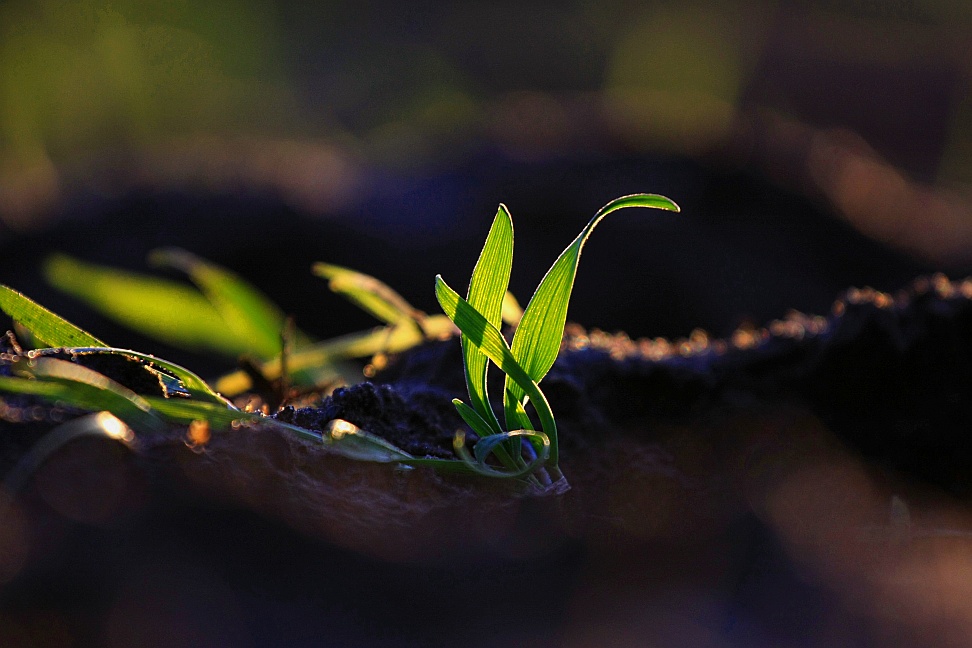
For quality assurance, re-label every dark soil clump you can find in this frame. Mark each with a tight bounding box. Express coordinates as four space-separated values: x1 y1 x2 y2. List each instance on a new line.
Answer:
274 381 472 459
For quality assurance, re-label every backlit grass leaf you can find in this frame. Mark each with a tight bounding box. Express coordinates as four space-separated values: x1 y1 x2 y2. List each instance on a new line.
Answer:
320 419 416 462
44 254 245 356
452 398 496 439
151 248 289 359
434 275 559 463
313 262 423 327
60 347 230 405
214 315 454 395
504 193 679 427
9 358 166 433
463 204 514 435
0 284 105 348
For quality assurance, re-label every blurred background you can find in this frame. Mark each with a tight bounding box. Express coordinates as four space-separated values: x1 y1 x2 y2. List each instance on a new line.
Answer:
1 0 971 366
5 4 972 647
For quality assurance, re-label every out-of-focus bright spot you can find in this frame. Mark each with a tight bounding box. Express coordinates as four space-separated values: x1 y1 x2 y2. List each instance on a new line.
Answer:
807 127 972 264
326 418 359 441
603 1 770 155
96 411 135 444
186 420 211 449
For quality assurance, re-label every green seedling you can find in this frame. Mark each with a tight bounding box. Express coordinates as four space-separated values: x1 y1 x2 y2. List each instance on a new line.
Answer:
435 193 680 487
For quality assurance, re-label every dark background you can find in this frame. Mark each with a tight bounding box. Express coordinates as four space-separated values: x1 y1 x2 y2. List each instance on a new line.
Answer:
1 0 969 374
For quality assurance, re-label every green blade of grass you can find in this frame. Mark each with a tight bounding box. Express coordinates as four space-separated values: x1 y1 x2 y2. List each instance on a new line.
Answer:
320 418 416 462
142 396 324 444
7 358 166 433
313 262 424 327
434 275 559 464
214 315 455 396
44 254 247 356
452 429 550 479
504 193 679 427
0 284 105 348
452 398 496 439
61 347 230 405
463 204 514 435
150 248 291 359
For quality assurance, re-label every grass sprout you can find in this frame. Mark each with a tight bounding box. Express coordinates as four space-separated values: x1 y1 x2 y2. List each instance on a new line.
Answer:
436 193 680 487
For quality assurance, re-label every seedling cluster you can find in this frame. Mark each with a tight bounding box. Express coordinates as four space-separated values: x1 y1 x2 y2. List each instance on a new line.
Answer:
0 194 678 492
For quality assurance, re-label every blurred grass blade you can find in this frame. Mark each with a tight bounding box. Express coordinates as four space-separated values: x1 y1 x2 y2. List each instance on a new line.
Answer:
321 419 416 462
0 284 105 348
151 248 291 359
313 262 424 327
45 254 246 356
215 315 455 396
142 397 322 444
434 275 558 463
9 358 166 433
463 204 514 435
3 412 135 495
504 193 679 426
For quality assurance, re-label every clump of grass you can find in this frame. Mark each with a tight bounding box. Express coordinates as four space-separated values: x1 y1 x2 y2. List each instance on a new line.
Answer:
435 194 679 488
0 192 678 493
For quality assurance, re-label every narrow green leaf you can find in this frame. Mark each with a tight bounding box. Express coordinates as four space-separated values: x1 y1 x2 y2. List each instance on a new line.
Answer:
473 429 549 467
321 418 416 462
454 396 525 473
61 347 230 405
213 314 454 396
44 254 246 356
151 248 290 359
463 204 514 435
0 284 105 348
434 275 559 464
143 397 322 444
313 262 423 327
505 387 533 432
453 398 496 439
504 193 679 426
452 429 550 479
9 358 166 433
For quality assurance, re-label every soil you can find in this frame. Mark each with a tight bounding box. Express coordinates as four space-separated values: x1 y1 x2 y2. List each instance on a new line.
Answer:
1 156 971 647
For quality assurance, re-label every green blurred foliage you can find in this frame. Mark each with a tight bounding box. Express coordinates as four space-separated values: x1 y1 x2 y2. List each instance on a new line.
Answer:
0 0 294 162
